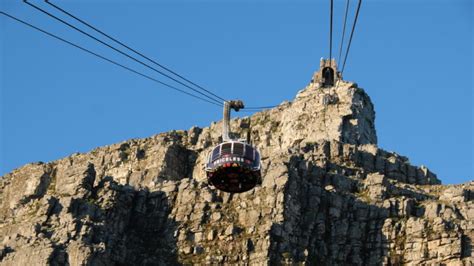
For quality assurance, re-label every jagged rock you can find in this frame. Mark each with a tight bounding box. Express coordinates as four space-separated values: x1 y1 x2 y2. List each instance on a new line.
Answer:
0 81 472 265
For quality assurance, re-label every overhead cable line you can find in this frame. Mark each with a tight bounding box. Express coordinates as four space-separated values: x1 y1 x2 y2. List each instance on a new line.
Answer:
0 11 222 107
45 1 277 111
337 0 350 67
341 0 362 74
24 0 223 105
329 0 334 61
45 0 227 103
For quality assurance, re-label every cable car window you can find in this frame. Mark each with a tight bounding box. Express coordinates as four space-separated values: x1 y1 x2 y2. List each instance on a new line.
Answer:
212 146 220 161
245 146 254 160
254 152 260 167
233 143 244 156
221 143 232 155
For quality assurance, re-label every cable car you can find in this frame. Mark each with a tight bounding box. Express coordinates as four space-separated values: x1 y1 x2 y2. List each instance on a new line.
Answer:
205 100 262 193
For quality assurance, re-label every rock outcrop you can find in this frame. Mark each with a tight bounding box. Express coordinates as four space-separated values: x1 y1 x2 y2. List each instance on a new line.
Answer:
0 80 472 265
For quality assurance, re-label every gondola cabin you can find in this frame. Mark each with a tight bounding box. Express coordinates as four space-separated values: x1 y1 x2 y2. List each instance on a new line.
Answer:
204 100 262 193
205 140 261 193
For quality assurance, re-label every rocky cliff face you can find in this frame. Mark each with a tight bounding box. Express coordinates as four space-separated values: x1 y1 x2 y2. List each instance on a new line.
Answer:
0 81 472 265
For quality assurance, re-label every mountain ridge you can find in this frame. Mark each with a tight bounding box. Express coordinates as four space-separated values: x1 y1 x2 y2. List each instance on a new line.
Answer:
1 79 472 265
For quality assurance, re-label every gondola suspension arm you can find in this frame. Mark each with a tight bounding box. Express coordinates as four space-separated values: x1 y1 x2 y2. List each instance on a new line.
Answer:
222 100 244 142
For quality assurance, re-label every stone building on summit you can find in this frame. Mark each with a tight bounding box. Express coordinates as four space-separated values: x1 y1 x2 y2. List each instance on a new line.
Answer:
312 58 343 87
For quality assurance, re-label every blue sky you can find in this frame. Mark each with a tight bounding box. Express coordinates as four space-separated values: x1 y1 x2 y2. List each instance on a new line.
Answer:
1 0 472 184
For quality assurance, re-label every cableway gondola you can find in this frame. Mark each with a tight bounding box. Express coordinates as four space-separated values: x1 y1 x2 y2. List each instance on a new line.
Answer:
205 100 262 193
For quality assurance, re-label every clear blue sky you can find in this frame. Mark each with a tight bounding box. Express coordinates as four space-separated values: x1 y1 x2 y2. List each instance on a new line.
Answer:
1 0 472 184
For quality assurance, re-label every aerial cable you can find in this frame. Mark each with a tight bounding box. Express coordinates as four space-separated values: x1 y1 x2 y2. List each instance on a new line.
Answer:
329 0 334 61
23 0 223 105
24 0 221 105
0 11 222 107
337 0 350 67
341 0 362 74
44 1 278 111
44 0 227 103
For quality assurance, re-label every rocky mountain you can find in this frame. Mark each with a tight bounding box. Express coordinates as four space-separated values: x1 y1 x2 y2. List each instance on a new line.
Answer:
0 77 472 265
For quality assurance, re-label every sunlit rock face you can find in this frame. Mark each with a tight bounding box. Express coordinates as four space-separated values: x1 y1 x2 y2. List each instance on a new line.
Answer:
1 79 472 266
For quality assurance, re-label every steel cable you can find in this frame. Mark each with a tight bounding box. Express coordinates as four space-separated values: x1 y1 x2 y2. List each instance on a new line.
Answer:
337 0 350 67
341 0 362 74
24 0 223 105
0 11 222 107
329 0 334 61
45 0 227 103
